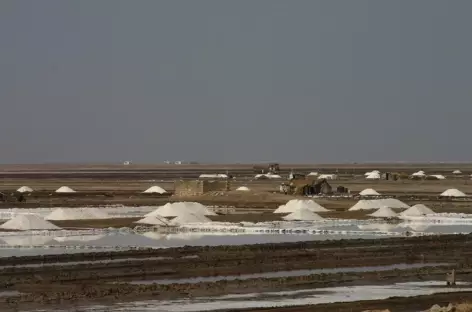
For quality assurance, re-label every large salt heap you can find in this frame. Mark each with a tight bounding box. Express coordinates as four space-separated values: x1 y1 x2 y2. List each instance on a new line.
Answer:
145 202 216 217
55 186 76 193
143 186 167 194
170 213 212 226
440 189 467 197
46 208 110 220
136 215 170 226
17 186 33 193
282 208 324 221
365 172 381 180
400 204 435 217
0 214 60 230
368 206 398 218
236 186 250 191
382 198 409 209
274 199 328 213
359 188 381 196
349 200 381 211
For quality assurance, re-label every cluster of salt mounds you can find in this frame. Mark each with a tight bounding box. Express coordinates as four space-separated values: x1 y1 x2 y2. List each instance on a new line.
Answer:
399 204 435 217
236 186 250 191
0 214 60 230
369 206 398 218
359 188 381 196
145 202 216 217
143 186 167 194
17 186 33 193
274 199 328 214
55 186 75 193
46 208 110 220
349 198 409 211
440 189 467 197
282 208 324 221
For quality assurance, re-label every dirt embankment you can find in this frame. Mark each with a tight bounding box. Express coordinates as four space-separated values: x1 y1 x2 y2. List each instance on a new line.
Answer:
0 235 471 310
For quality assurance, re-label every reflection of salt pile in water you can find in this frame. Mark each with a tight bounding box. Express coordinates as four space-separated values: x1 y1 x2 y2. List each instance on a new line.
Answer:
369 206 398 218
164 233 205 240
440 189 467 197
0 214 60 230
399 204 435 217
145 202 216 217
398 222 430 232
143 186 167 194
282 208 324 221
55 186 76 193
274 199 328 213
349 198 409 211
54 235 106 242
17 186 33 193
358 223 398 232
141 232 166 240
359 188 381 196
1 235 54 246
236 186 250 191
46 208 110 220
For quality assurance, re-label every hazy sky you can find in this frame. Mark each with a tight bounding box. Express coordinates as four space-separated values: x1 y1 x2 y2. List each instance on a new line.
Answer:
1 0 471 164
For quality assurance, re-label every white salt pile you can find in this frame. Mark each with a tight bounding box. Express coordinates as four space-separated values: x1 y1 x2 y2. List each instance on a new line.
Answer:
453 170 462 174
282 208 324 221
170 213 212 226
0 214 60 231
46 208 110 220
136 215 170 226
400 204 435 217
143 186 167 194
307 172 319 176
274 199 328 214
349 198 409 211
365 172 381 180
429 174 446 180
145 202 216 218
440 189 467 197
411 171 425 177
55 186 76 193
359 188 381 196
236 186 250 191
368 206 398 218
1 235 54 246
17 186 33 193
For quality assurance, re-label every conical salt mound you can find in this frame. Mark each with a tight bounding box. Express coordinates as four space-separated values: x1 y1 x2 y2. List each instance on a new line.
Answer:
236 186 250 191
17 186 33 193
143 186 167 194
274 199 328 213
440 189 466 197
46 208 109 220
381 198 409 209
135 215 170 226
146 202 216 217
282 208 324 221
359 188 380 196
55 186 75 193
400 204 434 217
349 200 380 211
170 213 212 226
368 206 398 218
0 214 60 231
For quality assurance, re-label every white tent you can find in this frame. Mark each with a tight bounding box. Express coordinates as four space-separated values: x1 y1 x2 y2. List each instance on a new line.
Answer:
236 186 250 191
399 204 435 217
440 189 467 197
0 214 60 231
17 186 33 193
359 188 381 196
143 186 167 194
274 199 329 213
365 172 381 180
368 206 398 218
55 186 76 193
282 208 324 221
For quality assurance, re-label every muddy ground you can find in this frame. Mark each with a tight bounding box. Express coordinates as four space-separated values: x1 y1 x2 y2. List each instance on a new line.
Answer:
0 235 471 311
